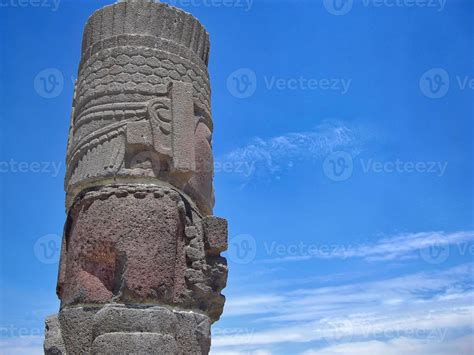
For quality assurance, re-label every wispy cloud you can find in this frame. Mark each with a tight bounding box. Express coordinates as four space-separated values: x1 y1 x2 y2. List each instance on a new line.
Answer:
258 230 474 264
217 119 362 179
212 263 474 352
302 335 474 355
0 336 43 355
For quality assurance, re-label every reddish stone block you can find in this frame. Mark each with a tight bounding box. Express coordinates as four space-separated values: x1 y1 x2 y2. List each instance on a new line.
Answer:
202 216 228 255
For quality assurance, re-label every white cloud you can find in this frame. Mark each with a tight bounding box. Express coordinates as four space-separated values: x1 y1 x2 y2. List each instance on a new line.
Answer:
212 350 272 355
213 263 474 352
213 307 472 347
302 335 474 355
217 119 361 179
259 230 474 264
0 336 43 355
224 295 285 317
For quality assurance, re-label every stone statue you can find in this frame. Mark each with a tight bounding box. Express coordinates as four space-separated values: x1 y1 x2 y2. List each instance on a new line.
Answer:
44 1 228 353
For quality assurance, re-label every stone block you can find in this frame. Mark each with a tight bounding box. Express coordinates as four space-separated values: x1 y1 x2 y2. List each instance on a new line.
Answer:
203 216 228 255
175 310 211 354
92 304 178 338
58 307 98 354
126 120 153 147
44 314 66 355
91 333 178 354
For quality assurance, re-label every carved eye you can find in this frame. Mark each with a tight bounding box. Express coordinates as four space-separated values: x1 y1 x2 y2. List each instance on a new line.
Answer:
147 98 171 123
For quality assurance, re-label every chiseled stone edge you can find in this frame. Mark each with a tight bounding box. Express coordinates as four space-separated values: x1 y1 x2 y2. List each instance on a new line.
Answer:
65 178 202 215
81 0 210 67
53 304 212 354
44 314 66 355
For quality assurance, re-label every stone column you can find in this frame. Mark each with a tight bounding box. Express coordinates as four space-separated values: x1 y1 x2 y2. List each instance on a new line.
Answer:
44 1 228 353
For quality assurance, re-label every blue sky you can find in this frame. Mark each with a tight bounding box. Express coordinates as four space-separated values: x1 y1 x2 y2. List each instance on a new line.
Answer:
0 0 473 354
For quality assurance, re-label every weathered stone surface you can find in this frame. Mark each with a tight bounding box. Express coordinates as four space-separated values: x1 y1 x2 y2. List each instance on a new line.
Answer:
56 184 226 317
44 315 65 355
203 216 228 255
92 304 178 338
65 0 215 215
58 186 187 307
175 310 211 354
55 304 212 354
91 333 178 355
58 307 97 354
47 1 227 353
92 304 211 354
